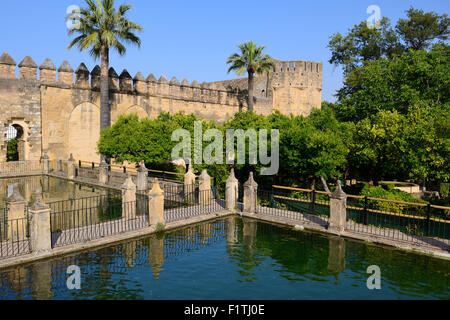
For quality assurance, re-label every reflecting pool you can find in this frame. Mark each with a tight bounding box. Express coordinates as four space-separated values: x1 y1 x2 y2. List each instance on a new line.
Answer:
0 176 113 209
0 217 449 300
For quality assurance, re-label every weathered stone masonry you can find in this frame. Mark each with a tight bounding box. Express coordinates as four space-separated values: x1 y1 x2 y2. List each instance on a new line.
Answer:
0 53 322 163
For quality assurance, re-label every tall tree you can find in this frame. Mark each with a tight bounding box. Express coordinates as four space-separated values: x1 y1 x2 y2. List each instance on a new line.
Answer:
328 7 449 75
66 0 143 160
226 41 275 111
396 7 450 50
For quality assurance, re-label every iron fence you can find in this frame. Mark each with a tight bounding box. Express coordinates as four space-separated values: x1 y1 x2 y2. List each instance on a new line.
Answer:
0 209 31 259
75 166 99 180
256 187 330 226
164 184 225 223
0 161 43 177
49 194 148 248
346 195 450 247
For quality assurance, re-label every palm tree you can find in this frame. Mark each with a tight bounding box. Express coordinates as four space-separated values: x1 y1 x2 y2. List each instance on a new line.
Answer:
66 0 143 160
226 41 275 111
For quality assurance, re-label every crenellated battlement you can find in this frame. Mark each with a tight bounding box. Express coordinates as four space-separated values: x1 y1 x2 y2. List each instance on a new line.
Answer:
0 52 250 107
0 52 322 164
271 60 323 90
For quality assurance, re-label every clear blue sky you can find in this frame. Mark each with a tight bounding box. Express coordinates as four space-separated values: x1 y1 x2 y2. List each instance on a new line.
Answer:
0 0 448 102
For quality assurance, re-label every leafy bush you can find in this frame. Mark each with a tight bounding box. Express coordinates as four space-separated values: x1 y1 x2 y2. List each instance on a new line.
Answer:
440 183 450 199
7 138 19 161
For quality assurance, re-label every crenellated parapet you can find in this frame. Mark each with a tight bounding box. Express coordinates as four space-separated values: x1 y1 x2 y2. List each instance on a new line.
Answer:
272 60 323 90
0 53 249 107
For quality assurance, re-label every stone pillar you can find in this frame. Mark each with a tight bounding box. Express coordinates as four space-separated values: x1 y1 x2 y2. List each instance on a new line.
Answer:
99 159 109 185
29 190 52 255
136 161 148 192
148 179 164 226
122 175 137 220
226 168 239 211
243 172 258 214
42 151 50 174
7 183 26 241
184 166 196 201
67 154 75 179
329 182 347 233
184 166 196 187
198 170 212 205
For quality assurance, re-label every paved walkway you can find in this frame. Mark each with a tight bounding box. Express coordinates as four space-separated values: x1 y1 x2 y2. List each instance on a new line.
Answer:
51 215 149 248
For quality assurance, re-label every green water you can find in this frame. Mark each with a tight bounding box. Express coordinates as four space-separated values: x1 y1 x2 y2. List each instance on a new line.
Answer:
0 175 114 209
0 217 449 300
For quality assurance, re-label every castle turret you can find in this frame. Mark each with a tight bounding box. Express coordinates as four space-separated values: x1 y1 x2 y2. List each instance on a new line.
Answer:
39 58 56 83
0 53 16 79
18 56 38 80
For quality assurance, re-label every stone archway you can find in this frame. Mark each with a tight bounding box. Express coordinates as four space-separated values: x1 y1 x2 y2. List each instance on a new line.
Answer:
68 102 100 162
124 105 149 119
4 121 29 162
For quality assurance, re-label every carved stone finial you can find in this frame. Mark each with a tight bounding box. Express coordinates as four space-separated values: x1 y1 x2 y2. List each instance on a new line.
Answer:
227 168 238 183
138 160 148 172
39 58 56 70
331 181 347 199
42 150 49 160
0 52 16 65
134 71 145 81
30 189 49 211
122 175 136 190
18 56 37 68
58 60 74 73
244 172 258 188
158 75 168 84
7 183 25 203
170 76 180 85
147 73 157 82
109 67 118 78
68 153 75 162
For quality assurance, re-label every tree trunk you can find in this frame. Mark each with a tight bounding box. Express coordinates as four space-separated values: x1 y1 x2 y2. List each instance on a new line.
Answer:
248 71 254 111
320 176 331 193
100 45 110 162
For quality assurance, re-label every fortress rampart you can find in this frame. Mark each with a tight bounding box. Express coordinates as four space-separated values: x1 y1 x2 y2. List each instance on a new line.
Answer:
0 53 322 163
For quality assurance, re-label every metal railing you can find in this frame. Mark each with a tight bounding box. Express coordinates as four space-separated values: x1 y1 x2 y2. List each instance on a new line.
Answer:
0 161 43 177
0 209 31 259
49 194 148 248
346 195 450 246
164 184 225 223
256 187 330 227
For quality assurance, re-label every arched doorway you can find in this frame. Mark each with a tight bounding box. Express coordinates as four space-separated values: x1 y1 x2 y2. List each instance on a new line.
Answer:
6 124 25 161
68 102 100 162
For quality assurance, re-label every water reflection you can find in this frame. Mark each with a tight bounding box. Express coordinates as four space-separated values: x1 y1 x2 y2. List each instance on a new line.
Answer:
0 176 110 208
0 217 449 300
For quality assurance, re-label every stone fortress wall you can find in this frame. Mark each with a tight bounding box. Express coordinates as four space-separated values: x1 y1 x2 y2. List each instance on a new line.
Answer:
0 52 322 163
